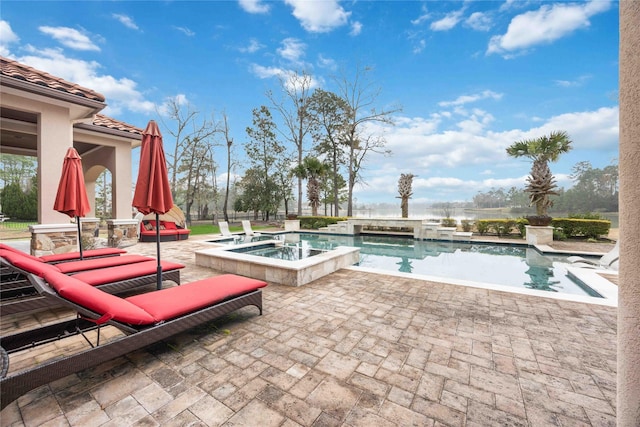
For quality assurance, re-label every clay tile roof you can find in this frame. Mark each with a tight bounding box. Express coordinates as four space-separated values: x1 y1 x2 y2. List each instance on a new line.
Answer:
92 114 143 135
0 56 106 102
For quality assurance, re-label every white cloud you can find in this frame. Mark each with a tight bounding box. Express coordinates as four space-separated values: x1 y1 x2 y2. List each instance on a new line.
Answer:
438 90 503 107
284 0 350 33
112 14 139 30
0 20 19 56
487 0 612 56
239 38 263 54
250 64 287 80
238 0 270 14
17 47 156 114
250 64 321 91
412 39 426 54
350 21 363 36
553 74 592 87
157 94 189 116
277 38 306 63
465 12 492 31
411 5 430 25
430 9 465 31
317 54 337 71
173 26 195 37
524 107 619 150
39 26 100 51
354 104 618 202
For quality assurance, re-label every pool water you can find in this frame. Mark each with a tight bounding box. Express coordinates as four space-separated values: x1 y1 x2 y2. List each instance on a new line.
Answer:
273 233 601 297
231 244 324 260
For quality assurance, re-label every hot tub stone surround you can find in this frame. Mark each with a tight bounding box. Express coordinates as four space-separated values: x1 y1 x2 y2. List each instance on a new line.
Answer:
195 240 360 287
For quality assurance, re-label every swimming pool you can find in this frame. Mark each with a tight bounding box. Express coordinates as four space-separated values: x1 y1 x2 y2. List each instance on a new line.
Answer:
272 233 600 297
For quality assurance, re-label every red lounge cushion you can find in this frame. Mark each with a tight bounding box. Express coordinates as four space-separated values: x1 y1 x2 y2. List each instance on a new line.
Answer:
0 245 43 262
176 229 190 235
126 274 267 321
140 229 179 236
43 270 156 325
148 220 157 228
71 260 185 286
40 248 126 263
55 255 151 274
0 249 61 277
163 221 177 230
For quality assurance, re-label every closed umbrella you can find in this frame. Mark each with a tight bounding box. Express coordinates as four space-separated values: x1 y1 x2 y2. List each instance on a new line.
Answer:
132 120 174 289
53 147 91 260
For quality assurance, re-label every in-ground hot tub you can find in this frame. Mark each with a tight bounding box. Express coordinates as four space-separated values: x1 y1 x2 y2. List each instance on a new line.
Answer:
195 240 360 286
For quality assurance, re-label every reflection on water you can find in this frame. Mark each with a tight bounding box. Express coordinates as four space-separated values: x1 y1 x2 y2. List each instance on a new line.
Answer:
275 233 600 297
233 244 323 261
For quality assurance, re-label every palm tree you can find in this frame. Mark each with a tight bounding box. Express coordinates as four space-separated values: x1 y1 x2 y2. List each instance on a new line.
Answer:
506 131 572 219
292 156 329 216
397 173 415 218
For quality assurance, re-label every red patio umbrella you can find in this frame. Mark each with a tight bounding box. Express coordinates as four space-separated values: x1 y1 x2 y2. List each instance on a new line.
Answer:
53 147 91 260
132 120 174 289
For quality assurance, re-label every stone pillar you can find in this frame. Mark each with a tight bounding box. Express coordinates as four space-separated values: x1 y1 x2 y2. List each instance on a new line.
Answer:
619 3 640 425
284 220 300 232
107 219 140 248
29 223 78 257
524 226 553 246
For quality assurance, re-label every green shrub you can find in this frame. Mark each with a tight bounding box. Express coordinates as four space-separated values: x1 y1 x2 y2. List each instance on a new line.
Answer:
475 219 519 236
461 220 473 232
553 228 567 241
298 216 348 230
515 218 528 237
551 218 610 239
568 212 605 220
441 218 457 228
476 221 490 235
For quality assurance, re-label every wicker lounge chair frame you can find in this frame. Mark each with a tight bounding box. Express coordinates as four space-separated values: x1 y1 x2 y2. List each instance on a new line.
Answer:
0 273 264 410
1 257 183 316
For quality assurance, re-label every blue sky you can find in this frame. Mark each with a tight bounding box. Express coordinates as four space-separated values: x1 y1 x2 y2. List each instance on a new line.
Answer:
0 0 618 206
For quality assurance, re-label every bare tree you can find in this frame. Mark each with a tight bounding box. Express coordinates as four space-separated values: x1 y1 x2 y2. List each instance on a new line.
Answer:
159 98 217 202
220 112 235 222
267 71 315 215
335 65 400 216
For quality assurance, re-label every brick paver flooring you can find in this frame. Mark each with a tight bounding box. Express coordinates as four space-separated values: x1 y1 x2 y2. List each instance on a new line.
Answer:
0 237 617 426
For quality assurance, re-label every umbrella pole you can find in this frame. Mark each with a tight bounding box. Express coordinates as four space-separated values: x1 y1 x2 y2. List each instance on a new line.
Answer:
76 216 83 260
156 212 162 290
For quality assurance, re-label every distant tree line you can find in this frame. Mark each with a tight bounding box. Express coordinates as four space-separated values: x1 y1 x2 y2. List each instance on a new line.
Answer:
472 161 618 213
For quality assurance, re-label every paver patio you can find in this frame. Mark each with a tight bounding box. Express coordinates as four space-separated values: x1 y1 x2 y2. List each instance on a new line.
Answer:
0 237 617 426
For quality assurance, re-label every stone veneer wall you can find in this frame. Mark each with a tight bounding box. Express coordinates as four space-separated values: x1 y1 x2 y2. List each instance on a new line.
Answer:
107 219 140 248
29 219 100 256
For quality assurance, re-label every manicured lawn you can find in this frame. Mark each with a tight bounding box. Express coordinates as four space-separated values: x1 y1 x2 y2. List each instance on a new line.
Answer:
187 222 268 236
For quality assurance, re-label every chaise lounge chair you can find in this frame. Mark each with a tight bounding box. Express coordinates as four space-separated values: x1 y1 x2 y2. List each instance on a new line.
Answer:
218 220 234 237
1 249 153 276
242 220 260 236
0 243 126 264
567 240 619 270
1 253 184 315
0 270 267 409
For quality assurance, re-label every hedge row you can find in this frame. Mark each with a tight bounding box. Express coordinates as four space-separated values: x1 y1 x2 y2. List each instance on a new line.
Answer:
475 219 528 237
551 218 610 239
298 216 348 229
475 218 610 238
295 216 611 239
